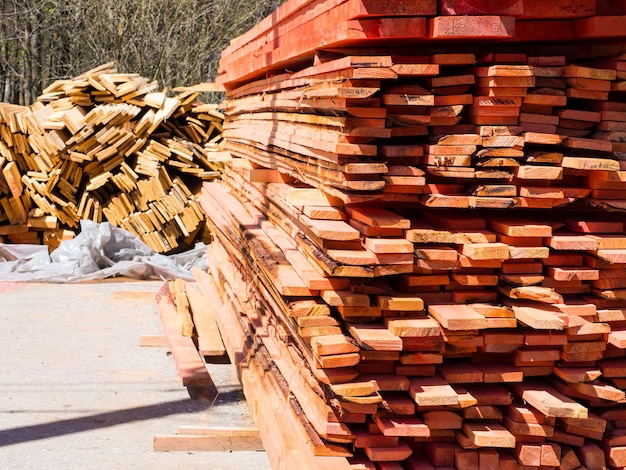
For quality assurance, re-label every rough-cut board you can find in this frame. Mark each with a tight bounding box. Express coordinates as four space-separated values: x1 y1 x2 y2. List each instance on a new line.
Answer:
349 324 404 351
139 334 169 348
462 422 516 448
430 16 515 39
409 376 459 407
169 278 195 337
153 426 264 452
510 382 588 418
511 304 565 329
155 287 217 390
184 282 226 357
427 304 487 330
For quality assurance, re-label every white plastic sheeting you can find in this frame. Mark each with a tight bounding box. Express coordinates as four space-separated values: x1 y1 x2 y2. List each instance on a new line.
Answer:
0 221 207 282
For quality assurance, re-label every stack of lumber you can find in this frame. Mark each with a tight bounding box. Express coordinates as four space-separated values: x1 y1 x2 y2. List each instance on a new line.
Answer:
220 51 626 209
198 179 626 469
200 0 626 469
216 0 626 90
0 63 226 253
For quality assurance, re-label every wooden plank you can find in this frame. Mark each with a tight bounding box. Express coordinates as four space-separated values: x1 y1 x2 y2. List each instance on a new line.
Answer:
2 160 23 198
578 442 606 470
153 427 264 451
476 363 523 383
349 324 403 351
385 318 440 338
440 0 523 15
409 376 459 407
512 304 566 329
421 410 462 430
438 362 483 383
156 289 217 389
510 382 588 418
345 206 410 229
330 381 378 398
576 15 626 39
430 15 515 39
169 279 195 337
500 285 564 304
139 334 169 348
373 415 429 437
311 335 359 356
364 443 413 462
460 242 510 260
521 0 595 18
185 282 226 357
463 422 516 448
363 237 414 254
554 366 602 383
352 428 399 448
427 304 487 331
377 295 425 312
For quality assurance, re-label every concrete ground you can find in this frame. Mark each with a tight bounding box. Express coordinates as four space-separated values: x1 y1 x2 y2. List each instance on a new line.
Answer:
0 280 270 470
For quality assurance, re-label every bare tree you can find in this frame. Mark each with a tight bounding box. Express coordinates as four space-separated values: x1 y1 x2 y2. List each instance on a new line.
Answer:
0 0 284 104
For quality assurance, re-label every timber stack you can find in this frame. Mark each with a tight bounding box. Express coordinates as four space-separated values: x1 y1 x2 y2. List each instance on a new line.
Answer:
0 63 226 253
195 0 626 469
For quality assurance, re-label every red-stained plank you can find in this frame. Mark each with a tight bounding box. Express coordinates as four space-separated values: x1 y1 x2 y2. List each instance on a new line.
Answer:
440 0 523 16
520 0 597 19
575 15 626 38
430 15 516 39
507 19 575 41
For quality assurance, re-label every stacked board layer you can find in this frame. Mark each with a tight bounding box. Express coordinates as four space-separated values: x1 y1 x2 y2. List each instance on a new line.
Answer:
209 0 626 469
216 0 626 89
0 63 227 253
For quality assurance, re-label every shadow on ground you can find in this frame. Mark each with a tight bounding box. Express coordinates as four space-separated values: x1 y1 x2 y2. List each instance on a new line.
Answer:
0 388 243 447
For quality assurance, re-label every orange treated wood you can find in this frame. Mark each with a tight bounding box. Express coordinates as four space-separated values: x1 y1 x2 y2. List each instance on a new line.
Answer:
373 415 430 437
521 0 595 18
311 334 359 356
409 376 459 407
510 382 588 418
463 422 516 448
440 0 523 15
578 442 606 470
427 304 487 330
385 318 440 338
349 324 403 351
364 443 413 462
430 15 515 39
438 363 483 383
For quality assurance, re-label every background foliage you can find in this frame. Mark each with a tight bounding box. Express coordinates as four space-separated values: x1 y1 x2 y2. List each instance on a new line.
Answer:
0 0 284 104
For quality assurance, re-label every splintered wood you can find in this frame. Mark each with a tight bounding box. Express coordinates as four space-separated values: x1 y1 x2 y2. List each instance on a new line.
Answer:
0 63 226 252
195 0 626 469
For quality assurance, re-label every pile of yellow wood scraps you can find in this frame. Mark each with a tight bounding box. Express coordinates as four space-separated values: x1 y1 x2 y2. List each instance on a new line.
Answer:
0 63 227 253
